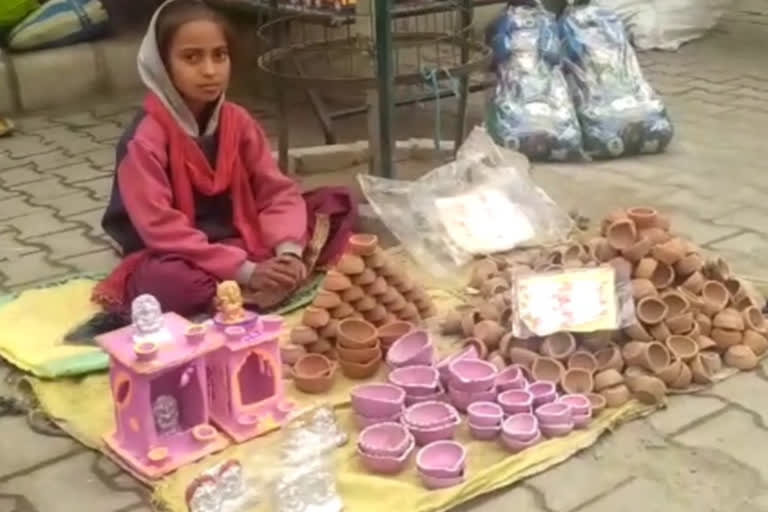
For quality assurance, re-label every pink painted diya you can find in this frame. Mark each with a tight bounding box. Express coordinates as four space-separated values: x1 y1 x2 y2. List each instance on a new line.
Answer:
388 365 440 396
386 330 434 368
495 365 529 392
416 440 466 479
448 359 498 392
497 389 534 415
436 345 480 386
358 422 413 458
351 383 405 418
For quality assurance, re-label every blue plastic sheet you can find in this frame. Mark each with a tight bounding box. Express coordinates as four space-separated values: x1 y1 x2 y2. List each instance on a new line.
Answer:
559 3 674 158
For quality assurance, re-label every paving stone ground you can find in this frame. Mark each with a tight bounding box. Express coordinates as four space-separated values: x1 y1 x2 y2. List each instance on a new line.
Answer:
3 2 768 511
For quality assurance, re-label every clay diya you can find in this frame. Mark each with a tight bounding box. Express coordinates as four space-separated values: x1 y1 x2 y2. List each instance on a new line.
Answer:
652 238 686 265
340 354 382 380
403 401 459 430
292 354 336 393
541 332 577 361
622 237 652 262
634 257 658 280
661 290 689 317
535 402 572 425
628 375 666 405
447 384 496 412
711 328 742 350
501 412 540 443
463 337 489 360
436 345 480 386
689 354 714 384
601 208 628 234
589 237 618 262
702 281 729 316
378 321 414 348
404 409 461 446
724 345 758 370
467 401 504 427
665 335 698 362
473 320 505 349
631 279 657 300
355 295 378 313
531 357 565 384
324 270 352 291
341 286 365 303
742 330 768 356
497 389 535 415
743 307 766 333
313 289 342 309
621 341 646 368
666 312 694 334
594 369 624 392
528 381 558 406
713 308 745 331
354 268 378 287
416 440 466 479
448 359 498 392
637 296 668 325
655 359 683 386
566 351 598 373
559 394 592 418
649 261 675 290
627 207 658 228
638 227 670 245
495 365 528 392
600 384 631 408
389 365 440 396
337 318 378 348
561 368 594 394
675 253 704 276
337 341 382 364
419 471 465 490
648 322 671 342
280 344 306 365
303 307 331 329
624 322 653 342
594 344 624 372
540 419 574 438
386 330 434 368
351 383 405 418
358 421 412 458
358 436 414 475
670 363 693 389
642 342 671 373
699 351 723 375
509 347 539 370
585 393 607 416
681 272 705 294
606 219 637 251
336 253 365 275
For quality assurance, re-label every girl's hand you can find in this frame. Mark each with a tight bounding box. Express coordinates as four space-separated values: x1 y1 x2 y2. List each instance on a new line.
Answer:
275 254 307 284
249 259 297 290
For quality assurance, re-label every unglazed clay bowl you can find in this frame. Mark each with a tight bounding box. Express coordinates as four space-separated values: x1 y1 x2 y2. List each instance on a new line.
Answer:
337 253 365 275
497 389 534 415
469 421 502 441
531 357 565 384
407 415 460 446
387 329 434 368
561 368 594 395
313 289 342 309
348 233 379 256
541 332 577 361
337 339 382 364
358 422 413 457
502 413 540 442
558 394 591 417
389 365 440 396
354 410 403 430
337 318 378 348
339 354 382 380
403 401 459 430
495 365 529 392
448 385 497 413
606 218 637 251
586 393 607 416
627 206 658 229
540 421 574 438
436 346 480 386
467 401 504 427
323 270 352 291
501 430 543 453
595 344 624 372
567 351 599 373
416 440 466 478
725 345 759 370
535 402 573 425
508 347 539 370
357 436 414 475
290 325 319 346
637 296 668 325
449 359 498 392
702 281 729 315
743 330 768 356
743 307 767 333
418 471 465 490
351 383 406 417
528 381 558 406
293 353 334 378
280 344 306 365
650 261 675 290
713 308 745 331
665 335 698 362
622 236 652 262
377 321 414 347
594 369 624 392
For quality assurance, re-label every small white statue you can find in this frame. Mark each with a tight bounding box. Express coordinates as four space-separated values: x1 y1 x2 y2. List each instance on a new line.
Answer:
132 294 165 336
152 394 180 436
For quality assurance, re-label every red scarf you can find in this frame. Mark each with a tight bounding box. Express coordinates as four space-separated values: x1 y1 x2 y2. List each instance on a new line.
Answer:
93 93 265 309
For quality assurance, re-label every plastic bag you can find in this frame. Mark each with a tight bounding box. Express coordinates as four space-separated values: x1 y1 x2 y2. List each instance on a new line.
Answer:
358 127 573 282
485 1 583 161
559 3 674 158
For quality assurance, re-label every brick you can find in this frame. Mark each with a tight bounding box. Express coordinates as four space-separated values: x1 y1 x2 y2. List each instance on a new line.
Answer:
0 251 72 288
0 196 41 221
708 372 768 424
577 478 672 512
0 417 80 479
10 176 82 202
50 162 110 184
0 134 50 160
67 208 105 236
1 149 87 172
0 165 44 187
75 176 113 200
78 122 124 142
59 249 118 274
28 227 104 259
42 191 105 217
12 209 78 240
453 485 543 512
647 394 727 435
34 127 106 155
82 147 116 168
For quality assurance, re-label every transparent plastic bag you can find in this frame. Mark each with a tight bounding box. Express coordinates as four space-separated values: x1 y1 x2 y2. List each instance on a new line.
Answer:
559 3 674 158
358 127 573 283
485 1 584 161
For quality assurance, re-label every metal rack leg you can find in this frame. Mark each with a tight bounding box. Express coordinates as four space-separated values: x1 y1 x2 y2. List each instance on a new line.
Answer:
454 0 474 152
374 0 394 178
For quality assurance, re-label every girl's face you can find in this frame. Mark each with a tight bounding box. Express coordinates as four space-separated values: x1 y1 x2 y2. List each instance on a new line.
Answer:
167 19 230 115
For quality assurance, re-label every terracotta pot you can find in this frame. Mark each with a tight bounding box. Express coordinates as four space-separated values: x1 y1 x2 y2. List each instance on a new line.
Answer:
648 322 672 342
463 337 489 360
699 351 722 375
594 369 624 391
681 272 705 294
631 279 657 300
476 303 501 323
337 318 378 348
724 345 758 371
481 277 509 298
531 357 565 383
675 253 704 277
695 335 717 352
381 287 405 307
701 281 729 316
308 339 334 354
634 258 658 280
624 323 653 342
588 237 618 262
364 305 389 325
655 359 683 386
637 296 668 325
355 295 378 313
290 326 319 346
469 258 499 289
601 208 628 235
696 314 712 336
621 341 647 367
293 354 335 379
638 227 670 245
623 366 651 389
324 270 353 292
313 289 342 310
340 354 382 379
347 233 378 256
379 321 414 347
418 302 438 319
586 393 607 416
488 351 507 371
724 278 747 302
600 385 631 408
711 328 743 350
341 285 365 303
280 344 307 365
337 253 366 275
629 375 667 405
608 257 633 281
661 290 689 317
473 320 505 349
561 368 594 394
595 344 624 372
399 302 420 321
651 238 686 265
331 302 355 319
627 207 658 229
713 308 744 331
703 256 731 282
689 354 714 385
355 268 378 287
364 277 389 297
641 342 671 373
606 219 637 251
337 341 382 364
666 312 694 335
580 331 613 351
665 335 698 361
567 351 598 373
460 310 479 338
650 261 675 290
364 248 386 269
742 306 766 333
742 330 768 356
541 332 577 361
319 319 339 340
303 307 331 329
669 362 692 389
441 309 465 335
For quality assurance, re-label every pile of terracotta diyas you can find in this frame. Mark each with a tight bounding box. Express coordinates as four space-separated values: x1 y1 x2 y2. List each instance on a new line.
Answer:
351 383 406 428
335 318 383 379
416 440 467 489
357 422 415 475
291 353 337 394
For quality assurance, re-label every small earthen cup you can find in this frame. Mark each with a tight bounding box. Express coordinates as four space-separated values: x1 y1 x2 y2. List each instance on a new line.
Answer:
636 296 668 325
640 342 671 373
606 219 638 251
633 258 658 280
622 237 652 263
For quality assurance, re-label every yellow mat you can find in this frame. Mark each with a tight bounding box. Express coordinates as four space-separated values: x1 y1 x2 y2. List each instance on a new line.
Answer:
13 249 653 512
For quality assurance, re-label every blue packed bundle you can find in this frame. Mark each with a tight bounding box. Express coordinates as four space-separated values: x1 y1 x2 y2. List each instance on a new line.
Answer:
559 4 674 159
485 2 583 161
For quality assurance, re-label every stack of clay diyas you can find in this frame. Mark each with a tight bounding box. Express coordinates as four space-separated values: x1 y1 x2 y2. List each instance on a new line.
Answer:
288 234 437 362
336 318 383 379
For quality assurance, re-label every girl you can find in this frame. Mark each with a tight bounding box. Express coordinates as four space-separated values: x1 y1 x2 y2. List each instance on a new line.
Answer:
93 0 356 317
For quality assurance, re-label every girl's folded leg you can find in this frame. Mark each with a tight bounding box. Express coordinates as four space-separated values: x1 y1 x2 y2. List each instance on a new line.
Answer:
125 254 217 317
